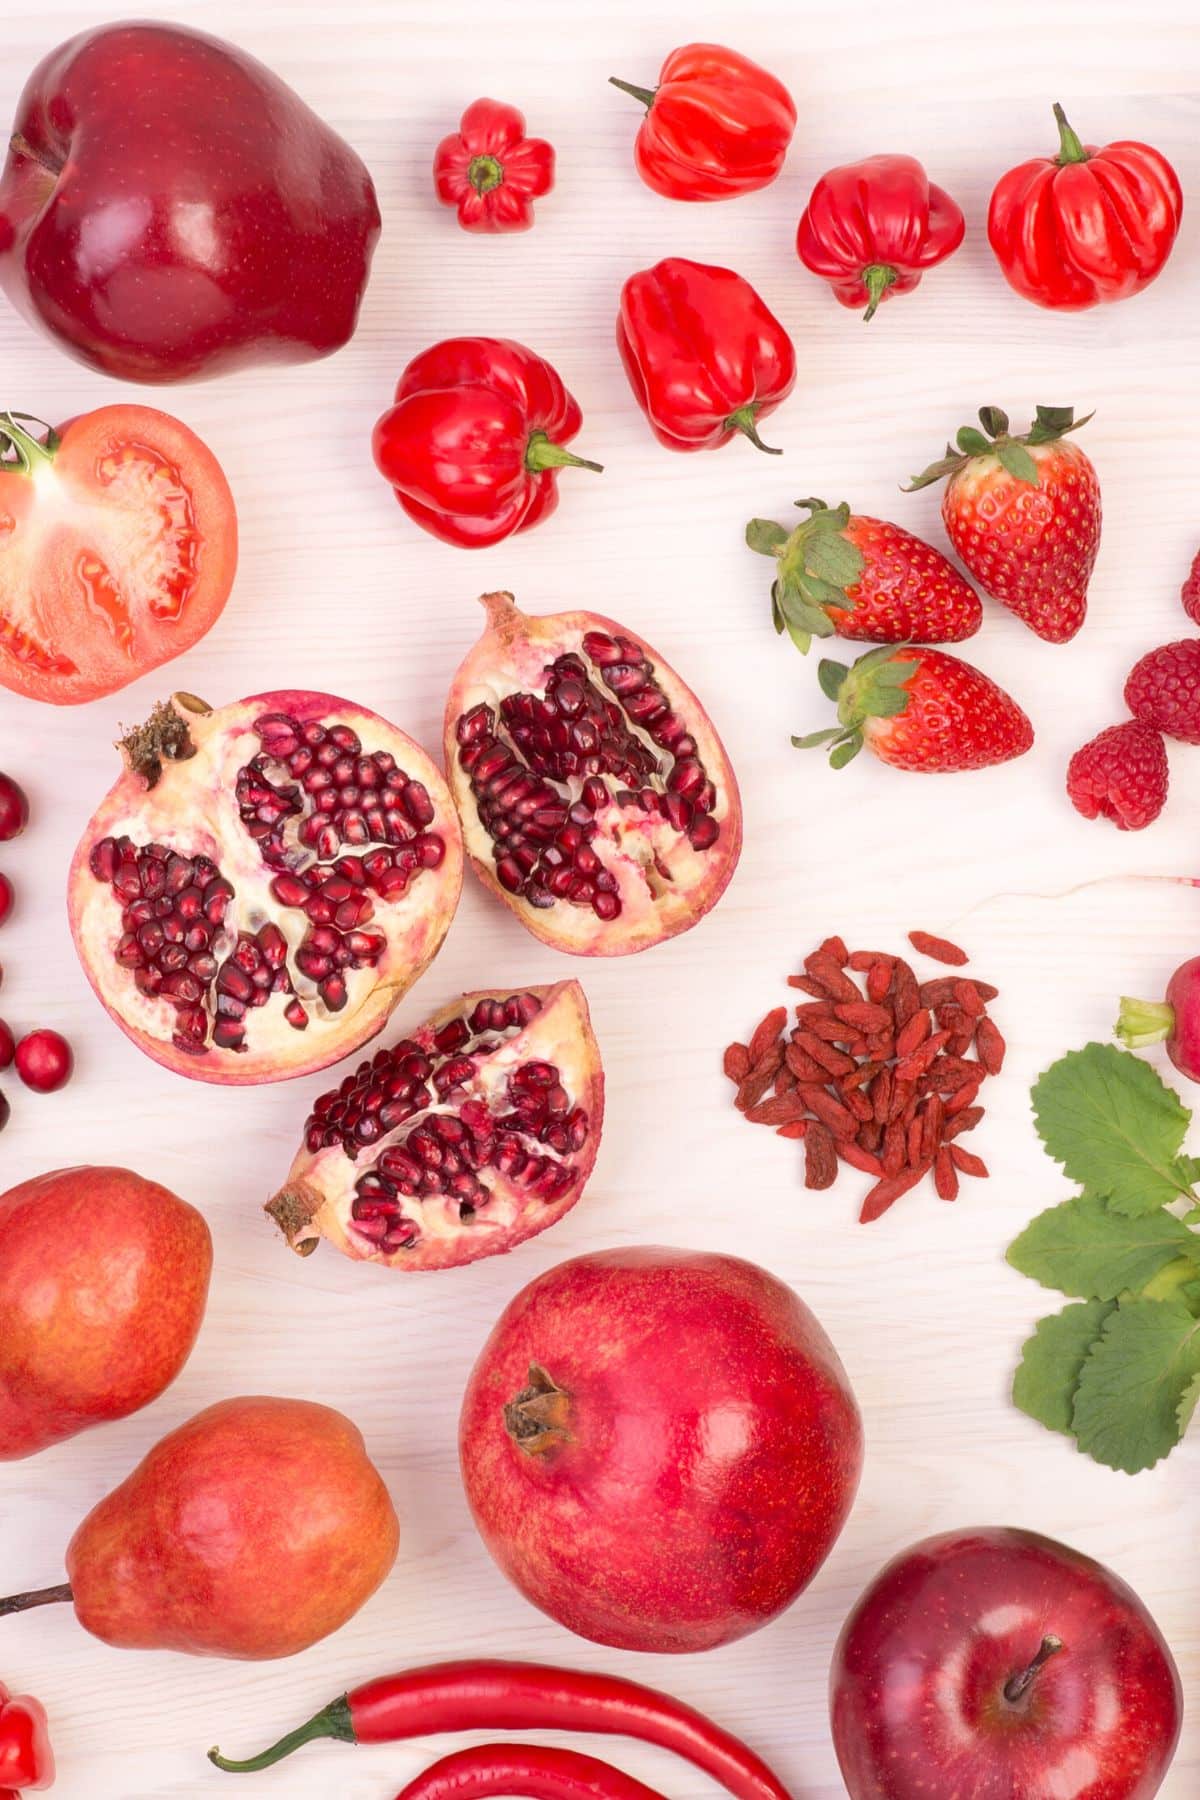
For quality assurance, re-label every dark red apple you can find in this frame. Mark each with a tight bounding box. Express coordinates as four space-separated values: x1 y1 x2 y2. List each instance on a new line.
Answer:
459 1245 863 1653
0 21 380 381
831 1526 1181 1800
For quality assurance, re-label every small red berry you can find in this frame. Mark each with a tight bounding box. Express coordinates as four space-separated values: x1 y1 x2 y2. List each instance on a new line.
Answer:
0 1092 8 1132
14 1028 74 1093
0 874 12 927
1182 546 1200 626
0 774 27 843
1066 720 1168 830
0 1021 13 1070
1125 639 1200 744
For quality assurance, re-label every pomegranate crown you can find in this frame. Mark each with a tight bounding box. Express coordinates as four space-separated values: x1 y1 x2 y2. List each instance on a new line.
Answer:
905 404 1093 491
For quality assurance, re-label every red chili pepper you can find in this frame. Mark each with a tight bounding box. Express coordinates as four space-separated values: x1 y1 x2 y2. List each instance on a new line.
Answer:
617 258 795 454
206 1656 793 1800
372 339 602 548
796 155 965 321
987 103 1183 310
609 44 795 202
393 1745 666 1800
0 1682 55 1791
433 100 554 234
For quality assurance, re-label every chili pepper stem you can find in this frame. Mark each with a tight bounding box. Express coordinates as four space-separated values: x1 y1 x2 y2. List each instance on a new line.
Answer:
726 406 781 455
860 264 898 322
608 77 657 110
1003 1634 1063 1704
524 431 603 475
0 1582 72 1618
208 1696 355 1771
468 153 505 196
1052 103 1089 165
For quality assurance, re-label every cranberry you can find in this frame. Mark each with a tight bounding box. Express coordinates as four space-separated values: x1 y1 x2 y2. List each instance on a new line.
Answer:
0 775 28 843
0 1091 8 1132
14 1029 74 1093
0 874 12 927
0 1021 13 1071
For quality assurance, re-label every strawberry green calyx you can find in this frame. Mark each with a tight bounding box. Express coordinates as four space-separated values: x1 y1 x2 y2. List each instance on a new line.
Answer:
905 404 1094 492
791 642 918 768
746 498 865 655
1115 995 1176 1049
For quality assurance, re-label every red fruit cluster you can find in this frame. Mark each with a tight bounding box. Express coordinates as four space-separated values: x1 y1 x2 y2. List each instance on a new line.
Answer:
723 933 1002 1222
0 774 74 1129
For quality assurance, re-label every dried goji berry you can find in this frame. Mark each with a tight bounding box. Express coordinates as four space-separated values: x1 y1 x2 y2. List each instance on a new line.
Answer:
793 1032 855 1077
736 1054 781 1110
894 1029 952 1083
723 1043 751 1083
949 1146 989 1178
776 1120 809 1140
843 1086 874 1124
860 1163 930 1223
975 1017 1006 1075
794 1000 838 1023
848 949 889 972
799 1084 859 1139
746 1093 809 1126
805 955 860 1003
817 934 849 966
857 1118 883 1153
894 1009 931 1059
920 1095 945 1161
871 1065 893 1124
882 1120 907 1176
944 1103 984 1135
907 1117 924 1166
805 1122 838 1189
786 1041 831 1083
953 980 984 1017
934 1146 959 1201
787 974 829 997
841 1060 883 1093
806 1016 857 1043
866 958 894 1004
838 1140 884 1176
774 1064 798 1096
908 930 969 966
748 1006 788 1064
891 959 921 1028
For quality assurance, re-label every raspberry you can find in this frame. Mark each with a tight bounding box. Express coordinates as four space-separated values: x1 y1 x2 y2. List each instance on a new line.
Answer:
1124 639 1200 743
1066 721 1168 831
1182 546 1200 626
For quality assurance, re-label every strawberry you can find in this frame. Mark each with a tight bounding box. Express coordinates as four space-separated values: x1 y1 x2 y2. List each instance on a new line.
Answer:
746 498 982 653
1181 548 1200 626
906 405 1101 643
794 644 1034 772
1066 721 1168 830
1125 639 1200 743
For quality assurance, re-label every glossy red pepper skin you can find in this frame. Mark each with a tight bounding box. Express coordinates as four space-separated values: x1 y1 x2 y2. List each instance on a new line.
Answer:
207 1655 794 1800
988 103 1183 310
372 338 601 548
610 44 795 201
393 1745 666 1800
433 100 554 233
617 258 795 454
796 155 965 321
0 1682 55 1791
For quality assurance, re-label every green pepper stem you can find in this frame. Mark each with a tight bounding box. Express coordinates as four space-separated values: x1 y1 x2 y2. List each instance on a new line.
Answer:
608 77 657 110
525 431 603 475
727 406 782 455
1053 103 1089 165
861 264 898 323
468 153 504 196
208 1696 355 1772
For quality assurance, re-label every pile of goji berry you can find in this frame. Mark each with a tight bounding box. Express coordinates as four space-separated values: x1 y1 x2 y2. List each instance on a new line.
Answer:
723 931 1004 1222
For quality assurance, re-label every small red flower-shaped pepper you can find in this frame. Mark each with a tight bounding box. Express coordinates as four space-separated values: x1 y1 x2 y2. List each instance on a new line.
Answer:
617 257 795 453
796 155 965 321
372 338 602 548
433 99 554 234
0 1682 55 1790
988 103 1183 309
609 44 795 202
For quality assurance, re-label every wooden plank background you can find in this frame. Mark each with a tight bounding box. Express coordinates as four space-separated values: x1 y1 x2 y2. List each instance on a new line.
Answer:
0 0 1196 1793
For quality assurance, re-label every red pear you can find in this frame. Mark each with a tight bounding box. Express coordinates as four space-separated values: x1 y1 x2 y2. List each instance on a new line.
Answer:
0 1397 399 1658
0 1165 212 1459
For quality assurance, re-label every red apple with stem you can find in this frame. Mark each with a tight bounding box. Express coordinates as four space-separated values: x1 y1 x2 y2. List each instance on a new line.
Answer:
0 22 380 382
831 1527 1181 1800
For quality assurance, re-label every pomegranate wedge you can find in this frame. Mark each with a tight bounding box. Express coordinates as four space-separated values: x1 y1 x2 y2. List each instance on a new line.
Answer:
267 980 603 1270
68 690 463 1083
446 592 742 954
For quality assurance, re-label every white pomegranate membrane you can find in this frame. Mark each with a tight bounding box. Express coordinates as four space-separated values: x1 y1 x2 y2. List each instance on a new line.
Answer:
68 692 463 1084
268 980 603 1271
446 594 742 955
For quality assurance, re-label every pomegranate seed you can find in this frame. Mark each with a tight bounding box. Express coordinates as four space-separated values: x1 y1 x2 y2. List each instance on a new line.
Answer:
14 1029 73 1093
0 774 28 842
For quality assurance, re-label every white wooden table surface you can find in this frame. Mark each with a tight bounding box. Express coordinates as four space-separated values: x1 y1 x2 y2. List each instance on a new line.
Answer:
1 0 1198 1794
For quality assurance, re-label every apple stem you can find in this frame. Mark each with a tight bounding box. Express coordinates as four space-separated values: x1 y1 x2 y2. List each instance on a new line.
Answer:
9 131 64 177
0 1582 73 1618
1003 1634 1063 1704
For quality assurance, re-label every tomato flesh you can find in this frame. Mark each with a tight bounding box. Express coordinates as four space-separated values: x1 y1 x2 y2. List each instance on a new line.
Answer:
0 405 237 704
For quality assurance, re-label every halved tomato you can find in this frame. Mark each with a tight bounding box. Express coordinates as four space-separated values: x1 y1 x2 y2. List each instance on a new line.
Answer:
0 404 237 704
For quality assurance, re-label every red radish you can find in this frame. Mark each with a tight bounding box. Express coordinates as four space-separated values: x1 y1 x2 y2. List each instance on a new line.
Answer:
459 1246 863 1653
0 773 27 841
14 1028 73 1092
0 1020 13 1069
1116 955 1200 1081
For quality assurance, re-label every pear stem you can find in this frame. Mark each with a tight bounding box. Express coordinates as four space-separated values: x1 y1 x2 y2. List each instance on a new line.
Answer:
1003 1634 1063 1704
0 1582 73 1617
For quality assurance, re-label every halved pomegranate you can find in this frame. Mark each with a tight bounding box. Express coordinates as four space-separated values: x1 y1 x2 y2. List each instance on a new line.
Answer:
445 593 742 954
67 690 463 1084
267 979 603 1270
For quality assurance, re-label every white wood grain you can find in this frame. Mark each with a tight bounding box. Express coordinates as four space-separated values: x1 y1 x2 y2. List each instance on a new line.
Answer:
0 0 1198 1794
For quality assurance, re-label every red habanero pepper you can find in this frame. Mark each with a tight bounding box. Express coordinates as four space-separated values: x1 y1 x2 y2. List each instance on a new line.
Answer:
434 100 554 234
392 1745 666 1800
206 1655 794 1800
0 1682 55 1790
617 258 795 454
796 155 965 322
988 103 1183 310
372 339 602 549
609 44 795 202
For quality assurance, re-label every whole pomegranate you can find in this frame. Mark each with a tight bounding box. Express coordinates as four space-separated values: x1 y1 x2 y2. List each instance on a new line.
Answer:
67 690 463 1082
445 593 741 954
460 1246 863 1652
268 979 604 1270
0 1165 212 1458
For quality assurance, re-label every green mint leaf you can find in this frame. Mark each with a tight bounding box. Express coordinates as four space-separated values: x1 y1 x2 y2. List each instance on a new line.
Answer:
1007 1194 1200 1299
1071 1296 1200 1473
1013 1299 1115 1435
1031 1043 1196 1216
